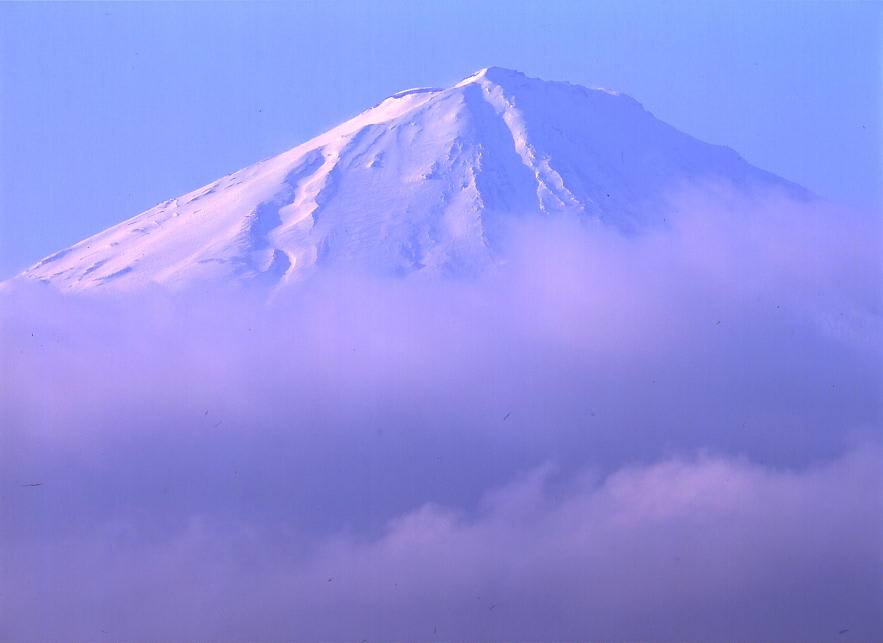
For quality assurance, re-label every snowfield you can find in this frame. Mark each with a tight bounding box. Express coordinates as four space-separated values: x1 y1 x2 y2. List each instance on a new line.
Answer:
17 67 805 293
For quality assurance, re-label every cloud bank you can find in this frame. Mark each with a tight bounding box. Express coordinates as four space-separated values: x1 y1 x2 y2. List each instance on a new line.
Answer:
1 188 880 641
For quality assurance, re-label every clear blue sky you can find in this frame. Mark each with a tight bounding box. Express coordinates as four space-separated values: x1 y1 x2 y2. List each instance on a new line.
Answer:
1 1 879 278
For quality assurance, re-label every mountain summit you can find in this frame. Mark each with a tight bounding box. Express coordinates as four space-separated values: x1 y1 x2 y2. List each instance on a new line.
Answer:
19 67 803 292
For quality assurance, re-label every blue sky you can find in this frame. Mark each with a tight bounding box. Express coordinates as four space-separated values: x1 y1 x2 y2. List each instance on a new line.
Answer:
0 1 879 278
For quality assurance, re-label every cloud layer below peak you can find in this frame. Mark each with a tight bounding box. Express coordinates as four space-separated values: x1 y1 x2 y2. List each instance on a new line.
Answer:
1 188 880 641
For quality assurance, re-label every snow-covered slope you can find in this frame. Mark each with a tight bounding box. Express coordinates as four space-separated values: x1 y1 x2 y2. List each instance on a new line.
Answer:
17 67 805 292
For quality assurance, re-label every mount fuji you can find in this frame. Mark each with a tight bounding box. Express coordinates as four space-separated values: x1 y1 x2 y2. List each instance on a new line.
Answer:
16 67 806 293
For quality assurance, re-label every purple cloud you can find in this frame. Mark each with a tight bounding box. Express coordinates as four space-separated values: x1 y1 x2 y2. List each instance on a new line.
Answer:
1 187 880 640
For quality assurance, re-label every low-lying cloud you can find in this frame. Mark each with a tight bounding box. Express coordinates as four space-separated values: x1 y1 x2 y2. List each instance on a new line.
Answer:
1 188 880 641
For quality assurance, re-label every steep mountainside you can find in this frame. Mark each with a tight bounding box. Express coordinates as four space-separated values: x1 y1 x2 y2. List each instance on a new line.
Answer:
17 67 805 292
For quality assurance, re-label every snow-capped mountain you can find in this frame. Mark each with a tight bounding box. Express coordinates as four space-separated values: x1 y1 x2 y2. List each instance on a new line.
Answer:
17 67 805 292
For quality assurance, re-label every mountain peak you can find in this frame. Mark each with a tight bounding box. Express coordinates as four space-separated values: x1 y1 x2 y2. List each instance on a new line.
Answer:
14 70 805 293
456 66 528 86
